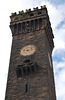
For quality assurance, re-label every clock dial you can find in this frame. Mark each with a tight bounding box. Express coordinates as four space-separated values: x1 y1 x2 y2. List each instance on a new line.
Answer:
20 45 36 56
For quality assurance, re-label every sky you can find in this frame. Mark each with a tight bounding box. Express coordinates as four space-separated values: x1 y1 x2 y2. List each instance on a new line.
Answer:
0 0 65 100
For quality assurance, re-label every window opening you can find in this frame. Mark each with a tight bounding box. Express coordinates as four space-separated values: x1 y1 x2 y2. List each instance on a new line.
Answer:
26 21 30 32
30 13 34 16
24 59 30 63
25 84 28 93
16 68 21 77
22 22 25 33
31 65 34 72
35 19 38 30
23 67 26 75
14 24 17 33
18 23 21 33
39 18 42 29
38 12 42 15
31 20 34 32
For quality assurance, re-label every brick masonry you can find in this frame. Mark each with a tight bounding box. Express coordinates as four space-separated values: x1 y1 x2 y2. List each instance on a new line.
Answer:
5 29 56 100
5 6 56 100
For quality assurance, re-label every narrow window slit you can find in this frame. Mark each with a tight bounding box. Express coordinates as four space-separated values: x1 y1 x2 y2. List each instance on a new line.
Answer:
26 84 28 93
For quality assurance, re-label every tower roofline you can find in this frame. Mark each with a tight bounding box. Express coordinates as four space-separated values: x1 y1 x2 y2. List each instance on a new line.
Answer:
9 5 54 52
10 5 48 23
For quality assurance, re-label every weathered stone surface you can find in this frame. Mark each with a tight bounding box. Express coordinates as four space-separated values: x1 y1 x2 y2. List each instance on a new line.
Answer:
5 6 56 100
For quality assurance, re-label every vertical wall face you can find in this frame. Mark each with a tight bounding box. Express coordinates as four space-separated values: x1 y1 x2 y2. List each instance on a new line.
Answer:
5 6 56 100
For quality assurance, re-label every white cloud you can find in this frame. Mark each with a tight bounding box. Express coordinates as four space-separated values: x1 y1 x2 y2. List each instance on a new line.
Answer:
50 4 65 57
47 3 65 29
53 26 65 56
53 59 65 100
52 4 65 99
43 2 65 100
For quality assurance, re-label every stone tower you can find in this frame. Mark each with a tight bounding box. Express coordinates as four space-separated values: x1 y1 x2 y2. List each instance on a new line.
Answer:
5 5 56 100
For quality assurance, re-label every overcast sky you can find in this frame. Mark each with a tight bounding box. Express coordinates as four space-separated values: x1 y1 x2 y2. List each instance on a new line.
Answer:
0 0 65 100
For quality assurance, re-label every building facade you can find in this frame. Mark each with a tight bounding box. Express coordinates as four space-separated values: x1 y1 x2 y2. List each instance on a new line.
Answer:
5 5 56 100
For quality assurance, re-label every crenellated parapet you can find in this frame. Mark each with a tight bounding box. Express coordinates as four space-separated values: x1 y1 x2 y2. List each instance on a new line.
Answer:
10 5 47 23
10 5 54 52
10 5 48 35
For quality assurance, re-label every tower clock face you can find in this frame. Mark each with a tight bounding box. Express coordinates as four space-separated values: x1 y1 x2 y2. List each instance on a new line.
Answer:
20 45 36 56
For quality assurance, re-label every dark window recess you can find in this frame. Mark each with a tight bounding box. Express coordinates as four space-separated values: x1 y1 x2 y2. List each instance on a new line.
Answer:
22 22 25 33
23 67 26 75
25 84 28 93
16 68 21 77
24 59 30 63
39 18 42 29
26 22 30 32
30 13 34 16
31 65 35 72
31 20 34 32
14 24 17 33
27 66 30 74
18 23 21 33
38 12 42 15
16 62 38 77
35 19 38 30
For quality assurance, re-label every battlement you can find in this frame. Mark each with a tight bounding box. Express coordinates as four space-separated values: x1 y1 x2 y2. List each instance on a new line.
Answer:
10 5 54 52
10 5 47 23
10 5 49 36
